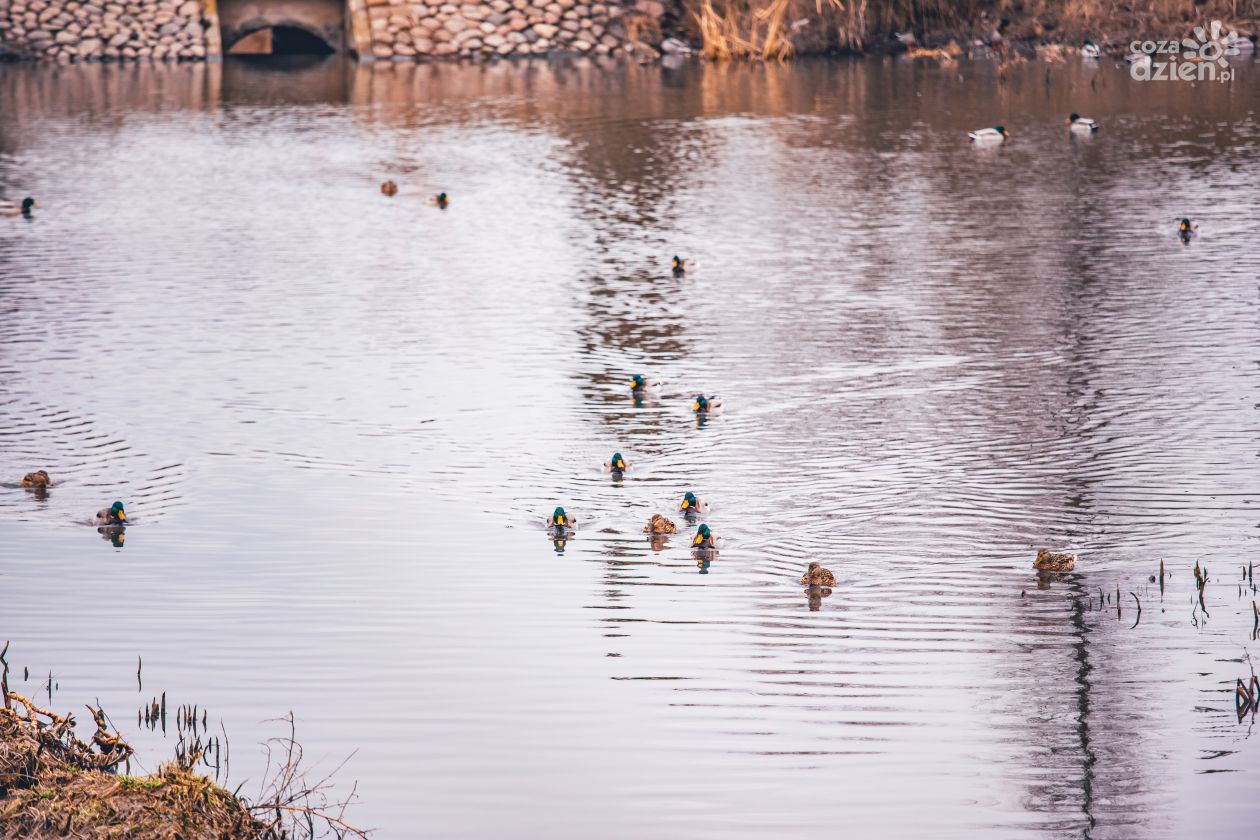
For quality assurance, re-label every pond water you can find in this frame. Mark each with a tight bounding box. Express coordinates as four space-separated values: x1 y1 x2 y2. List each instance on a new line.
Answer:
2 54 1259 838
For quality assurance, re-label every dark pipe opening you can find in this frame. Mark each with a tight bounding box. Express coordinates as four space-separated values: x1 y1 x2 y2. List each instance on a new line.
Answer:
270 26 335 55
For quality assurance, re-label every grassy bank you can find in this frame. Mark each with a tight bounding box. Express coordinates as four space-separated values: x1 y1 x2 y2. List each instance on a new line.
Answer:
0 648 365 839
671 0 1260 59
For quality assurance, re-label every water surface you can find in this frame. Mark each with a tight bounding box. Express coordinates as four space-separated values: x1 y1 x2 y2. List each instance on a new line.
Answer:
2 55 1260 838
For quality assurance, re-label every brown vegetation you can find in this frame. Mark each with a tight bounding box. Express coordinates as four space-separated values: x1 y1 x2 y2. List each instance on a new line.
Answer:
680 0 1260 59
0 644 366 839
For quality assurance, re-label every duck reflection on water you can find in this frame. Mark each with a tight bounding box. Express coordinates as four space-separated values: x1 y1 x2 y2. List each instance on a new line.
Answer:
805 586 833 611
98 526 125 548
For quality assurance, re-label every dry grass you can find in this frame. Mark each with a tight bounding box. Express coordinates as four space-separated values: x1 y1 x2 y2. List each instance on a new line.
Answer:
681 0 1260 58
0 642 367 839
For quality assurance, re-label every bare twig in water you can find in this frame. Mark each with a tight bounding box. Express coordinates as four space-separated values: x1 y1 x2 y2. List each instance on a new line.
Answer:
250 712 369 839
1129 592 1142 629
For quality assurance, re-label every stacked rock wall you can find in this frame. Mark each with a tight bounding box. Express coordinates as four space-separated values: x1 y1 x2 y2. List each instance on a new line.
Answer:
365 0 641 60
0 0 212 60
0 0 663 60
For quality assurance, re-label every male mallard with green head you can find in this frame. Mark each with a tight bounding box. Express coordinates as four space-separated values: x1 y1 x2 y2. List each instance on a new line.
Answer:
671 255 686 276
20 470 53 488
0 197 37 217
547 506 575 535
692 523 721 550
1034 548 1076 572
94 501 126 527
604 452 630 478
433 192 449 209
693 394 723 414
968 126 1010 144
800 562 836 586
678 491 709 518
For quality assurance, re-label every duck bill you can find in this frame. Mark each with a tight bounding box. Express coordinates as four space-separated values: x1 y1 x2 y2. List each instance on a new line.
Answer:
116 511 126 522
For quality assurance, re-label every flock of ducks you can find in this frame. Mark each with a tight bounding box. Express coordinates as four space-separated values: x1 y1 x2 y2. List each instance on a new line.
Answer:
542 369 829 586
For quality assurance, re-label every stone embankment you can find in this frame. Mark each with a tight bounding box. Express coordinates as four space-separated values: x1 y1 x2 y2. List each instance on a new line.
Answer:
365 0 641 60
0 0 211 60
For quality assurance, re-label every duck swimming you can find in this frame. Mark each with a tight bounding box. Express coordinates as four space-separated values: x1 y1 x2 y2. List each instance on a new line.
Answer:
1034 548 1076 572
1081 39 1101 60
547 506 575 535
800 561 836 586
432 192 449 209
692 523 721 550
630 374 663 395
678 491 709 518
692 394 723 414
644 514 678 535
968 126 1010 144
94 501 126 527
671 256 686 276
380 180 398 196
20 470 53 488
1178 218 1199 240
0 197 36 217
1067 113 1099 133
605 452 630 478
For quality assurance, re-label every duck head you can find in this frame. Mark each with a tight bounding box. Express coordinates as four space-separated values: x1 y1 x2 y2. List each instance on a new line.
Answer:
681 491 698 510
111 501 126 523
630 374 647 390
672 255 683 271
996 125 1010 138
552 506 568 526
1067 113 1080 124
1179 218 1192 234
437 192 448 205
693 395 709 412
610 452 626 471
693 523 712 546
21 198 36 214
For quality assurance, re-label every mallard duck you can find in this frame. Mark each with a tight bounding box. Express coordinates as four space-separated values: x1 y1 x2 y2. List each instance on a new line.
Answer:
630 374 663 394
1067 113 1099 133
692 394 723 414
20 470 53 488
968 126 1010 143
1034 547 1076 572
800 561 836 586
671 256 686 276
1178 218 1199 239
691 523 721 549
94 501 126 527
431 192 449 209
604 452 630 478
0 197 36 217
381 180 398 196
1081 39 1101 60
678 491 709 516
547 506 575 535
644 514 678 535
660 37 692 56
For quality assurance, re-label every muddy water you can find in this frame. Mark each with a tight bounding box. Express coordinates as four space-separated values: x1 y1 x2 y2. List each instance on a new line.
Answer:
2 55 1259 838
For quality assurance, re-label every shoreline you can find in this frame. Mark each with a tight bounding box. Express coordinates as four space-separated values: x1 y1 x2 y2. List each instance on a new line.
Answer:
2 0 1258 64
